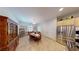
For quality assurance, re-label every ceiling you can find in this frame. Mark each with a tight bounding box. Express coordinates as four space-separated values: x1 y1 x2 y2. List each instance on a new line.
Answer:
0 7 79 25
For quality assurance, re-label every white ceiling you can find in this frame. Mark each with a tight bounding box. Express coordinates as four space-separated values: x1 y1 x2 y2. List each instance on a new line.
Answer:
0 7 79 25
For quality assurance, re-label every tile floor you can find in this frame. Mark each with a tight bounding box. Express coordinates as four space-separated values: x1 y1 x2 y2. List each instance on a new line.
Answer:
16 36 68 51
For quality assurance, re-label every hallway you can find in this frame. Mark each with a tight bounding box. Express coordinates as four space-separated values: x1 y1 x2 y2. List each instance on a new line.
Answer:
16 35 68 51
0 7 79 51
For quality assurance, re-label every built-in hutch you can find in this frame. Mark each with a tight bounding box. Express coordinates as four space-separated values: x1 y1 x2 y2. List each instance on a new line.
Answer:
0 16 19 51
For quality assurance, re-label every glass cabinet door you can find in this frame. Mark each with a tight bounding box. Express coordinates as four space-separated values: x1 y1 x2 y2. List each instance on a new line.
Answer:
8 23 14 43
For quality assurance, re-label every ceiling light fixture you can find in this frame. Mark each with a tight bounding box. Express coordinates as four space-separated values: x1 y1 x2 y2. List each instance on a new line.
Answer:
33 22 36 24
59 8 64 12
32 19 36 24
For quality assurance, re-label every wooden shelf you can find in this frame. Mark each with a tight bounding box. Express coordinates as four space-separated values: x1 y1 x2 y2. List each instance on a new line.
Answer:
0 16 19 51
57 19 74 26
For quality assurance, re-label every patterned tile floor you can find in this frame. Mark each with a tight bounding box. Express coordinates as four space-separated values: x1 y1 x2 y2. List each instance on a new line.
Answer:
16 36 68 51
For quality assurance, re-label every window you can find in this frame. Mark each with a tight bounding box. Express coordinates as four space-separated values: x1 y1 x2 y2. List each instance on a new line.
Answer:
27 25 33 31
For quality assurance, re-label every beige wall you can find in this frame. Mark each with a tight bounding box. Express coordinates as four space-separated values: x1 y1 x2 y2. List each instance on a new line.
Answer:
39 18 57 40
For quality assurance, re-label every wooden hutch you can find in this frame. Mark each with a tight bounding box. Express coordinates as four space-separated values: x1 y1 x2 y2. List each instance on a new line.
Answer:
0 15 19 51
